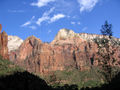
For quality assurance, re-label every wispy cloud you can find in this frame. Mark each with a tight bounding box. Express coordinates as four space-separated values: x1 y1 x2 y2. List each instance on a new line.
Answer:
36 16 49 25
8 10 24 13
71 22 76 25
71 21 81 25
50 14 65 23
36 7 65 25
78 22 81 25
48 30 52 33
36 7 54 25
29 25 37 30
21 21 31 27
31 16 35 20
82 27 88 31
43 7 55 16
77 0 99 12
21 16 37 30
21 16 35 27
21 7 66 28
31 0 56 7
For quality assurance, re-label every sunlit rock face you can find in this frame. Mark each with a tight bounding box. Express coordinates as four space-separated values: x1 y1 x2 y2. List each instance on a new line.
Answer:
8 36 23 52
54 28 120 42
9 28 120 74
0 24 9 59
54 29 79 40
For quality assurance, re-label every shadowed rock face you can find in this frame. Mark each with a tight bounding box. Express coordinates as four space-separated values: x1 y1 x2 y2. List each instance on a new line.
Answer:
9 29 120 74
0 24 9 59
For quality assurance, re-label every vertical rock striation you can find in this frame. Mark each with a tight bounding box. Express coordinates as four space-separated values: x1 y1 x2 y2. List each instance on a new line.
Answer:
9 29 120 74
0 24 9 59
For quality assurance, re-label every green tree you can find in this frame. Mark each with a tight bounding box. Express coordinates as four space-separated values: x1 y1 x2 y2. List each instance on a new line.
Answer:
94 21 116 83
100 21 113 38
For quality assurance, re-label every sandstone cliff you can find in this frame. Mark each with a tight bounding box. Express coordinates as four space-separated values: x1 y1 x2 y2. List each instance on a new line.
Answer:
52 28 120 44
8 35 23 52
9 29 120 74
0 24 9 59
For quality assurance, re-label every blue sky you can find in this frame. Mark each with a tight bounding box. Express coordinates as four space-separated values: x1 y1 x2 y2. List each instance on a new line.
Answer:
0 0 120 42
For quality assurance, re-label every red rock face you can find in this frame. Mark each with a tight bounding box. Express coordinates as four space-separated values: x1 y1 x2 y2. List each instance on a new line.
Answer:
0 24 9 59
0 24 2 33
9 30 120 74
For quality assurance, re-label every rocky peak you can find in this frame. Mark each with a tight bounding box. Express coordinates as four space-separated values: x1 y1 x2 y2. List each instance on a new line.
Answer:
0 24 9 59
52 29 82 45
54 29 120 43
25 35 42 47
26 35 40 41
54 28 79 40
9 35 43 62
8 36 23 52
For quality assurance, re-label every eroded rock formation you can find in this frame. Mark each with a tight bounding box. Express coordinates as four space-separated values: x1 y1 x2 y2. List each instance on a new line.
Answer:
9 29 120 74
0 24 9 59
8 36 23 52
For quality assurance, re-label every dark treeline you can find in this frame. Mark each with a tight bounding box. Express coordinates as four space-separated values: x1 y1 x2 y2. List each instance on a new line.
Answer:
0 71 78 90
0 71 120 90
81 72 120 90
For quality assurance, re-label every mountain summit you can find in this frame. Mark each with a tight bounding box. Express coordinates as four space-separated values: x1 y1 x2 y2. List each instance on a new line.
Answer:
54 28 78 40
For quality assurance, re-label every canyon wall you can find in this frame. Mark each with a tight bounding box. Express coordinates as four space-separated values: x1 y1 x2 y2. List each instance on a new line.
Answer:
9 29 120 74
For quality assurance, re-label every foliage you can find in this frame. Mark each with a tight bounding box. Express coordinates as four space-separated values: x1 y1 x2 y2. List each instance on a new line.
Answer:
100 21 113 38
0 56 24 76
80 71 120 90
43 67 104 89
94 21 118 82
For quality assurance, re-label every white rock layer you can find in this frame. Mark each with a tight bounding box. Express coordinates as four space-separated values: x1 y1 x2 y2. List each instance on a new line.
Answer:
54 28 120 41
8 36 23 52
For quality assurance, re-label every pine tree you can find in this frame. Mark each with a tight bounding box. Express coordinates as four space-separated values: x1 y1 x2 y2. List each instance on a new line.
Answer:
100 21 113 38
94 21 115 83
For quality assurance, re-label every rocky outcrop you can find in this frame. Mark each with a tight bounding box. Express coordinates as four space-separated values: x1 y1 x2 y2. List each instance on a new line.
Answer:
8 36 23 52
0 24 9 59
53 28 120 44
9 29 120 74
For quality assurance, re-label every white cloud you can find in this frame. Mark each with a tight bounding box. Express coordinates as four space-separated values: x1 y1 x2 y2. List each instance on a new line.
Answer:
77 0 99 12
21 16 35 27
71 21 81 25
21 21 31 27
48 30 52 33
50 14 65 23
71 22 76 25
36 16 50 25
43 7 55 16
31 16 35 20
29 26 37 30
8 10 24 13
21 7 66 27
78 22 81 25
36 7 54 25
36 8 65 25
31 0 56 7
82 27 87 31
